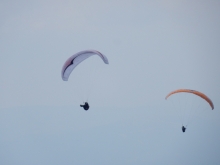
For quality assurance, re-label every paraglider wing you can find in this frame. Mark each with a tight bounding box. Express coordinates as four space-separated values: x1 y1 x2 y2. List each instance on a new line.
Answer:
165 89 214 110
61 50 109 81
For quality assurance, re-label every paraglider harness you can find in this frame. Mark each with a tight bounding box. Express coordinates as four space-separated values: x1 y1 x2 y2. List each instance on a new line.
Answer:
80 102 89 110
182 125 186 132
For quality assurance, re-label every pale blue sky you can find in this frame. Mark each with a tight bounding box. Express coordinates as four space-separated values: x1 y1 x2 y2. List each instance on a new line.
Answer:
0 0 220 165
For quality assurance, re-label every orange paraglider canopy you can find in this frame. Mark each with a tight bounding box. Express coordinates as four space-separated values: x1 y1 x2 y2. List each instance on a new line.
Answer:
165 89 214 110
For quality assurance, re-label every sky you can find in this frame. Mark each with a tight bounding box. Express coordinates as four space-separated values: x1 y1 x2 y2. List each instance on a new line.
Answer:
0 0 220 164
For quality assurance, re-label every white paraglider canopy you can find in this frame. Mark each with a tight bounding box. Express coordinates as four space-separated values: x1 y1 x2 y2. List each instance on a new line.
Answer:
61 50 109 81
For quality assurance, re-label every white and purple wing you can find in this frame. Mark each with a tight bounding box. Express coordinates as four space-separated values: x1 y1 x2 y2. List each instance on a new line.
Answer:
61 50 109 81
